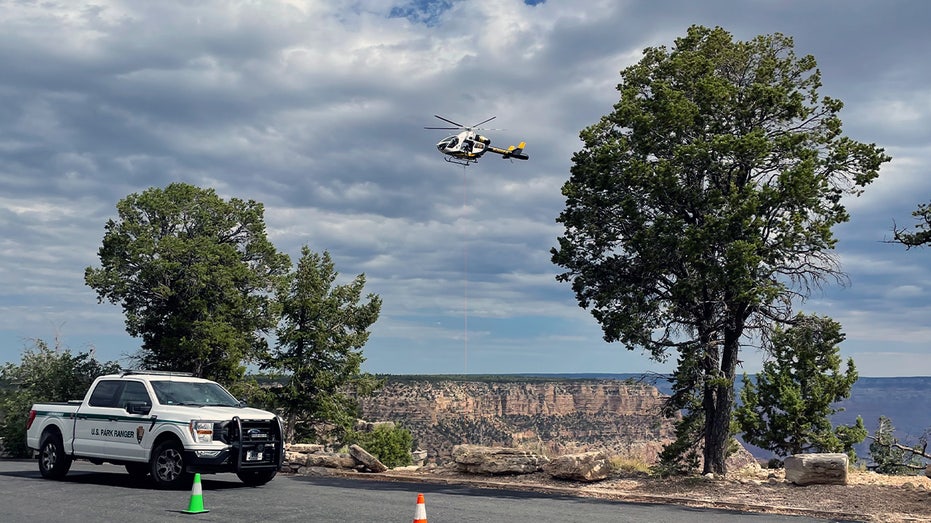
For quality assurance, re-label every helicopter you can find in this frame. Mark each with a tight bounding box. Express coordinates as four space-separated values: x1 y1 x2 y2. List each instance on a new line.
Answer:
425 115 529 166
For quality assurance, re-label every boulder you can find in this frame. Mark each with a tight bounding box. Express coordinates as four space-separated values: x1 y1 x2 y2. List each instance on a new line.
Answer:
287 443 325 454
349 444 388 473
784 453 848 486
305 453 357 469
925 464 930 479
412 449 428 466
452 444 549 475
545 451 610 482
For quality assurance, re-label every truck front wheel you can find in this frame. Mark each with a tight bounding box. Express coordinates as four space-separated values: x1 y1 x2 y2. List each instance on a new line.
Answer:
150 440 192 489
236 469 277 487
38 432 72 480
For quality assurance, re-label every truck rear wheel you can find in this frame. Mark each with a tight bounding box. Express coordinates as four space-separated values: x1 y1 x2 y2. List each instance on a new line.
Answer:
150 440 192 489
38 432 72 480
236 469 277 486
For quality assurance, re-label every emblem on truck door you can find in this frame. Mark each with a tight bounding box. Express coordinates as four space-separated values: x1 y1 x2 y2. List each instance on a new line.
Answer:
136 426 145 444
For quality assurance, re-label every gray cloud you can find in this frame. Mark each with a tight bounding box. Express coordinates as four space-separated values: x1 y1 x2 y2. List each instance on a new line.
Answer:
2 0 929 376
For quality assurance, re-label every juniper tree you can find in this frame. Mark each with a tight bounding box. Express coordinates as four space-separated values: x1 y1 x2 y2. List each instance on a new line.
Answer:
85 183 290 383
551 25 889 474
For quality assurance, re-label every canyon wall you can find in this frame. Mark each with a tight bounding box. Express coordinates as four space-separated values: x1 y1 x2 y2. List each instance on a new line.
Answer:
358 378 676 463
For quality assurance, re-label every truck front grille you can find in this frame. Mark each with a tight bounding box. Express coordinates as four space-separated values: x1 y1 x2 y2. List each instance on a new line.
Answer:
216 417 283 469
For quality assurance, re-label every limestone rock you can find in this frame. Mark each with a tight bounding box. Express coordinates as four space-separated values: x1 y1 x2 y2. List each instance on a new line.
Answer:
412 449 428 466
349 444 388 473
287 443 325 454
284 450 307 465
725 442 761 472
452 444 549 475
305 453 357 469
545 451 610 482
355 420 396 432
784 453 848 486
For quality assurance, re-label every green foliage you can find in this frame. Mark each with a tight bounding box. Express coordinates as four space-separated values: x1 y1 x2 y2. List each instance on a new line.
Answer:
735 314 866 458
0 339 120 457
348 425 413 468
656 349 704 476
551 25 889 474
869 416 927 475
84 183 290 383
226 373 281 412
264 245 382 442
654 411 702 477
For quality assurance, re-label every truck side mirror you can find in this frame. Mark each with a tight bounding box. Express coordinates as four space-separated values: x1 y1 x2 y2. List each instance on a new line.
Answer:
238 399 248 408
126 401 151 415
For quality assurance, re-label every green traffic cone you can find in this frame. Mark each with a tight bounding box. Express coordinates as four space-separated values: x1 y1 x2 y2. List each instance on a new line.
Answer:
182 473 209 514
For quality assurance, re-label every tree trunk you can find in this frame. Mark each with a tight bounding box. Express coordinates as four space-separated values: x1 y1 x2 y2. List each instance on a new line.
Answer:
702 320 742 475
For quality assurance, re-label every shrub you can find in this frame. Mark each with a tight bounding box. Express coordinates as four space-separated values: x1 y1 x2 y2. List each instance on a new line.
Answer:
0 338 120 457
348 424 414 468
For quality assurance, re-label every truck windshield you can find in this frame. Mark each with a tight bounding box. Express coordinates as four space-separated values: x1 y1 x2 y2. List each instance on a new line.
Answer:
150 380 240 407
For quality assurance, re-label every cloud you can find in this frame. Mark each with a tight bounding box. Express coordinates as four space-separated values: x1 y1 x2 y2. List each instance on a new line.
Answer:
1 0 930 377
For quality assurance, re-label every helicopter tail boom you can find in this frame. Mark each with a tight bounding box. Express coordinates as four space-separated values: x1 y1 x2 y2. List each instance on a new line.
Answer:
488 141 528 160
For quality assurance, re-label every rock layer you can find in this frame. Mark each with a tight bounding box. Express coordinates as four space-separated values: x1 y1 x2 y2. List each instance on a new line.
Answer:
358 379 674 463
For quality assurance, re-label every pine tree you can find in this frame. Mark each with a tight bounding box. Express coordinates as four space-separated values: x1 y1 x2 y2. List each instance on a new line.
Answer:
735 314 866 457
265 245 382 442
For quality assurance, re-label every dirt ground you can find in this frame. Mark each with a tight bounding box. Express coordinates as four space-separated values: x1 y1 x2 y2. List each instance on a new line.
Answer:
358 466 931 523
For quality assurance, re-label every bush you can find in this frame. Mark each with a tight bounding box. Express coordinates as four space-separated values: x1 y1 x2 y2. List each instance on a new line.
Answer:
0 338 120 457
348 424 414 468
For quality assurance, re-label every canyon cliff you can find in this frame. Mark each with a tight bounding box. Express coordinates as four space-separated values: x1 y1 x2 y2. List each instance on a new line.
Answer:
358 377 676 463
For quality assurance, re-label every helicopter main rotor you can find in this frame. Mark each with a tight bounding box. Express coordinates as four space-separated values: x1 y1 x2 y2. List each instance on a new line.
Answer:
424 115 500 131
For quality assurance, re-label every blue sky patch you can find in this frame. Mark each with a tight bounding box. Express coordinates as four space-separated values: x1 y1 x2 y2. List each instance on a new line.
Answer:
388 0 455 26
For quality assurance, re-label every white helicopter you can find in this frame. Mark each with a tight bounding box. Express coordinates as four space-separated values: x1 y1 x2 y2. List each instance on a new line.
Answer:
425 115 529 166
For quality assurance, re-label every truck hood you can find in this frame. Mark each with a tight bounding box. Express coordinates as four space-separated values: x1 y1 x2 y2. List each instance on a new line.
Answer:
159 405 278 421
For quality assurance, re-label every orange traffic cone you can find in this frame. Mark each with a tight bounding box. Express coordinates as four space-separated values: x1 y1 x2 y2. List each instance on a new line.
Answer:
182 473 209 514
412 492 427 523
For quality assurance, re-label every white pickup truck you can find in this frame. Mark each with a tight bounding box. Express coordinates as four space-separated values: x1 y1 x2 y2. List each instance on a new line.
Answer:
25 370 284 489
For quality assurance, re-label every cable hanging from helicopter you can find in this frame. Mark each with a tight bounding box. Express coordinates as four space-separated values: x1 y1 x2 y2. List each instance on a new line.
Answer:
424 115 529 166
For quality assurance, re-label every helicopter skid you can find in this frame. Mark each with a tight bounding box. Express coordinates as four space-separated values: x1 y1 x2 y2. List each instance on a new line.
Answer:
444 156 477 166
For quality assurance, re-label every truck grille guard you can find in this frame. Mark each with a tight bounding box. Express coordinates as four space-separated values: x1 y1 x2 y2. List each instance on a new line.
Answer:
223 415 285 472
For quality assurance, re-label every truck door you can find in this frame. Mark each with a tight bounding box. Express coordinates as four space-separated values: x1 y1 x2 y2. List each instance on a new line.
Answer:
72 379 122 457
111 380 153 461
72 380 153 460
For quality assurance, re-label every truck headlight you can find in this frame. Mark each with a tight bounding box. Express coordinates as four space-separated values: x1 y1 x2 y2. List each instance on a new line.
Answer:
189 421 214 443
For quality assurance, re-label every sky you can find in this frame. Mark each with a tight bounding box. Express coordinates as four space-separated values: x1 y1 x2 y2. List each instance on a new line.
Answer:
1 0 930 377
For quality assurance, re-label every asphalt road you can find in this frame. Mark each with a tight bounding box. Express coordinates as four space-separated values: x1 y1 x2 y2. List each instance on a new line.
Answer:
0 459 851 522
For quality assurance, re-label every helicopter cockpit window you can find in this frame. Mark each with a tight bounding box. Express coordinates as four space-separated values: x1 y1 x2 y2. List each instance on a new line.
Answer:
445 137 458 149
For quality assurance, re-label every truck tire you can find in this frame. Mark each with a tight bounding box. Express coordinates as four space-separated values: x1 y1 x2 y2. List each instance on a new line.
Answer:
38 431 72 480
150 440 192 489
236 469 277 487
